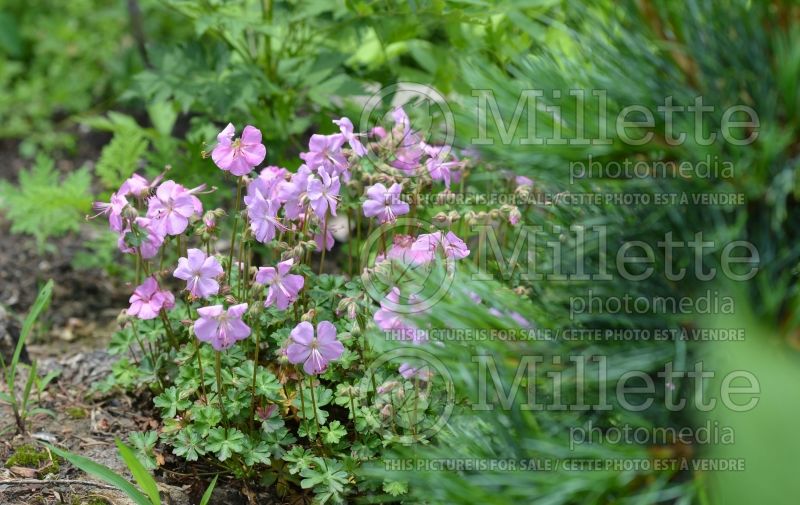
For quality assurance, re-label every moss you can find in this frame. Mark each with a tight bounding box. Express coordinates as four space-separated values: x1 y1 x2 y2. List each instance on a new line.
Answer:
66 406 88 419
4 444 61 476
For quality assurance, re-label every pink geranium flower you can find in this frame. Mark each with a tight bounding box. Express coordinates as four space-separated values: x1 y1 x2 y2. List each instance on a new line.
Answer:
362 183 409 224
373 288 425 343
119 173 164 199
515 175 533 187
399 362 434 381
245 166 288 206
314 223 334 252
388 107 424 172
286 321 344 375
254 258 304 310
211 124 267 176
410 231 470 264
246 195 286 243
333 117 367 157
118 217 165 259
194 303 251 351
300 134 348 176
307 169 340 219
128 277 175 320
146 180 204 236
91 192 129 233
424 145 461 188
386 234 417 263
174 248 223 299
277 165 312 220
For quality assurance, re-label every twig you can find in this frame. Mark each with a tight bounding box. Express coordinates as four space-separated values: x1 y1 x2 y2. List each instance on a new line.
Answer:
0 478 118 490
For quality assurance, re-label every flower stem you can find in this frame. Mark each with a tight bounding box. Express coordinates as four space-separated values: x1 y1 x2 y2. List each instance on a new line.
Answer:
347 208 353 276
298 375 308 434
227 178 244 281
249 326 261 431
348 390 358 442
412 377 419 438
356 207 362 271
318 216 329 276
215 351 229 434
160 309 178 349
308 377 321 439
237 230 246 299
195 338 207 402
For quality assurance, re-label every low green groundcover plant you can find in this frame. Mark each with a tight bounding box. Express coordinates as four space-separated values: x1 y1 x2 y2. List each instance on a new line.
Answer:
90 110 529 502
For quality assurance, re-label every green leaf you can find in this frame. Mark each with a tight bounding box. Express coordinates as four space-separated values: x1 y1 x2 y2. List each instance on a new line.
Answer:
206 428 246 461
199 475 218 505
154 387 191 418
242 439 272 466
172 427 206 462
20 361 37 420
0 156 92 249
129 431 159 470
8 280 52 391
146 100 178 137
191 404 222 437
382 480 408 497
116 439 161 505
299 457 349 503
47 444 152 505
292 386 332 424
95 129 149 190
320 421 346 445
283 446 315 475
0 12 22 57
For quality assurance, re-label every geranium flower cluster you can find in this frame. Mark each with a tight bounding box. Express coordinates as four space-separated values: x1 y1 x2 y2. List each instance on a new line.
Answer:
84 101 542 505
92 108 478 388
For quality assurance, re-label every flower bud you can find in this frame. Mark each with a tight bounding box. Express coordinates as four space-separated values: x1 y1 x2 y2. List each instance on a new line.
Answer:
202 211 217 229
377 380 400 395
432 212 449 226
301 309 317 322
463 210 476 219
116 309 132 327
513 285 531 297
248 304 263 317
336 297 358 319
122 205 139 220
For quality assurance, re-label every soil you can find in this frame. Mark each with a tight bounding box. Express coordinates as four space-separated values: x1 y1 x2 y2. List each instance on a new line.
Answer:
0 219 270 504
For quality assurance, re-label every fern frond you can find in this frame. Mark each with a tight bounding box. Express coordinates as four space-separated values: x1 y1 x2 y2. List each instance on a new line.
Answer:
0 155 92 249
94 129 149 191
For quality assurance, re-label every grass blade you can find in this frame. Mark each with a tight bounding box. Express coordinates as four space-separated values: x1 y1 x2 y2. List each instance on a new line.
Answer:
9 280 53 386
199 475 218 505
47 443 152 505
116 439 161 505
20 361 37 422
